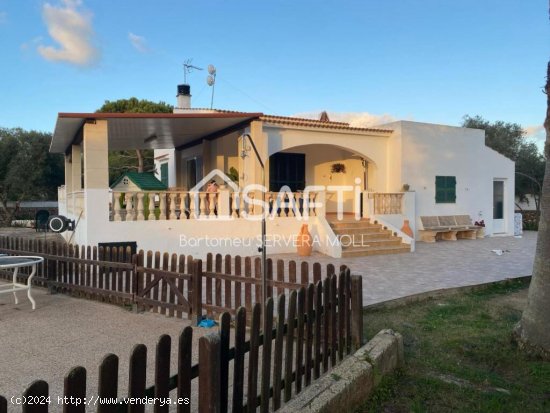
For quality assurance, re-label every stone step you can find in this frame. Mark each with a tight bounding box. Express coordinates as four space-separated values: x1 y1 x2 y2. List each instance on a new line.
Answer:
340 238 404 250
329 222 383 230
332 227 392 236
341 244 411 257
336 232 393 241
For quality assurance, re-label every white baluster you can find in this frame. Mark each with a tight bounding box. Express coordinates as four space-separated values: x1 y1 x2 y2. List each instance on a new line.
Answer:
248 192 255 215
310 192 317 216
113 192 122 221
159 193 167 220
136 192 145 221
180 192 187 220
199 193 207 218
189 193 197 219
145 193 153 220
125 193 135 221
209 193 217 218
232 192 239 218
239 192 246 217
169 193 177 220
294 192 301 217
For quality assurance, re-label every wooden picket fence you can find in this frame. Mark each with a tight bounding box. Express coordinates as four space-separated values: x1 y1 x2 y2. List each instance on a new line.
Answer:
0 270 364 413
0 236 346 324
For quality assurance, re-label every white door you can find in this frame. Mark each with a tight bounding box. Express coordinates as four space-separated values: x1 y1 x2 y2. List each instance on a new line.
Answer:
493 180 505 233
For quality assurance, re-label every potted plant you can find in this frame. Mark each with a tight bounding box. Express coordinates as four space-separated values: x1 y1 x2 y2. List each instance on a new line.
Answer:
474 219 485 238
330 163 346 174
402 183 410 192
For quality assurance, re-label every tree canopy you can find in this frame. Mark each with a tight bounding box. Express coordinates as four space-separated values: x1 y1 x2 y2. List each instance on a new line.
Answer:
0 127 64 224
96 98 174 183
462 115 546 210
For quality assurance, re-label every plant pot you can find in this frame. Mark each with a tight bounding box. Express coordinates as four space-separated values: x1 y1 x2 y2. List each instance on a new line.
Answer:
297 224 313 256
401 219 414 238
477 228 485 238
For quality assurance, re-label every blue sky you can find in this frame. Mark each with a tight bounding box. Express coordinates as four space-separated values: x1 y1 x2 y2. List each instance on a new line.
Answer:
0 0 548 147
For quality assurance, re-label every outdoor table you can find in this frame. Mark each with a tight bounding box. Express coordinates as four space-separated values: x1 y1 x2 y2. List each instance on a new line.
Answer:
0 256 44 310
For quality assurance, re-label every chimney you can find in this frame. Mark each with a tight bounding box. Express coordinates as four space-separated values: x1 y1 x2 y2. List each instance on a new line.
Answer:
176 84 191 109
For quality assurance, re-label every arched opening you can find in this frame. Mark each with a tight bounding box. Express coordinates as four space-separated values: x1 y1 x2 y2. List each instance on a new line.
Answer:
268 144 378 215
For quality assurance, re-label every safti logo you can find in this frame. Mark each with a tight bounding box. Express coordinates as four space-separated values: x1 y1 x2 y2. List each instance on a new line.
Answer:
189 169 239 193
190 169 364 221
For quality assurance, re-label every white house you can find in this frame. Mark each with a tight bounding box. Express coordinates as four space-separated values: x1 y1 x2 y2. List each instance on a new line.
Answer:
50 83 515 258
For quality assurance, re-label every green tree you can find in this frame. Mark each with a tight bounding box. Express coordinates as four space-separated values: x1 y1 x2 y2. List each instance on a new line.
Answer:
96 98 173 183
0 127 64 225
462 115 546 210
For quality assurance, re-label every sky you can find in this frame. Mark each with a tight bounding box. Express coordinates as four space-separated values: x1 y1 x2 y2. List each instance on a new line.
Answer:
0 0 548 148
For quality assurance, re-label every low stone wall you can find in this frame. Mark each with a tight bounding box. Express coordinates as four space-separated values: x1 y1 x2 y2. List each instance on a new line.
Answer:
278 329 404 413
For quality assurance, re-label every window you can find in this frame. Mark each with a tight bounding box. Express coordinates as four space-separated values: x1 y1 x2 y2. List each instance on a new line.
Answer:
160 163 168 186
435 176 456 203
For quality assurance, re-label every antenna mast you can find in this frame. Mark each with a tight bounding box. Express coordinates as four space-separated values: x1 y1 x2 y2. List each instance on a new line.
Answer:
183 59 203 84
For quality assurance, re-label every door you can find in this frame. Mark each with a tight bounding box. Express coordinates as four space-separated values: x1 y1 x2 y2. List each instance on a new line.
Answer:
269 153 305 192
493 180 505 233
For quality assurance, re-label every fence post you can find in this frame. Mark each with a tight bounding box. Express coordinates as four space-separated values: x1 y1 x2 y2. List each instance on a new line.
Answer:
350 275 364 350
199 333 221 413
193 259 203 325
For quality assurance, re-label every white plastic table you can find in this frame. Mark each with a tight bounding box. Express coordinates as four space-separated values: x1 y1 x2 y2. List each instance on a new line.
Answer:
0 256 44 310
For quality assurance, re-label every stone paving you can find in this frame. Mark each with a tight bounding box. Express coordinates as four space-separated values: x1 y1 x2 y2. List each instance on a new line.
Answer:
270 231 537 305
0 229 537 411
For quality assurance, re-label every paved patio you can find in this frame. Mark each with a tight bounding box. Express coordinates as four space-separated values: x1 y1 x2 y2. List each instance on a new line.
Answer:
0 230 537 410
270 231 537 305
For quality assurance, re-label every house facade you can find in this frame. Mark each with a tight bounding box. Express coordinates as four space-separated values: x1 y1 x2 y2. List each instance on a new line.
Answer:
50 84 515 258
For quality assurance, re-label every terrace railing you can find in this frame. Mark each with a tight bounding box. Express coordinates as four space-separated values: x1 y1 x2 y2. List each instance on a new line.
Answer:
109 189 324 221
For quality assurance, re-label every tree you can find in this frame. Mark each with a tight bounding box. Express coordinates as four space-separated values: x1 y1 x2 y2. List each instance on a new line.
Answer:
96 98 173 183
462 115 546 210
513 60 550 360
0 127 64 225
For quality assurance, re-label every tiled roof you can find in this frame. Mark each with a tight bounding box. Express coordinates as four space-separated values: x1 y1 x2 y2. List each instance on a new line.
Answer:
178 108 394 133
110 172 167 190
260 114 393 133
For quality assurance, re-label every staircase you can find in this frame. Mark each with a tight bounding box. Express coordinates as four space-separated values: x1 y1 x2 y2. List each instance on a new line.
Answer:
328 218 411 258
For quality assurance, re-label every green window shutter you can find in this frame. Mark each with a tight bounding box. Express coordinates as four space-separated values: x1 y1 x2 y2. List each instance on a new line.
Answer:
435 176 456 203
160 163 168 186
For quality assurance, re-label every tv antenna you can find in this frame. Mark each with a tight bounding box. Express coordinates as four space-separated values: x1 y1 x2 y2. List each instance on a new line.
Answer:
207 64 217 109
183 59 203 84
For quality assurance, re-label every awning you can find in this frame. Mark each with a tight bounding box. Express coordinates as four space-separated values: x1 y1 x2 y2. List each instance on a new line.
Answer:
50 112 263 153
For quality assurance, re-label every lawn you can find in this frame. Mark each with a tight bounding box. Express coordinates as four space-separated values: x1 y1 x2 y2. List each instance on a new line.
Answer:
359 279 550 413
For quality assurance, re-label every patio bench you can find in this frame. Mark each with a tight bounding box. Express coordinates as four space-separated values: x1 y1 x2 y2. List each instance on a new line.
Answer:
419 215 481 242
419 216 458 242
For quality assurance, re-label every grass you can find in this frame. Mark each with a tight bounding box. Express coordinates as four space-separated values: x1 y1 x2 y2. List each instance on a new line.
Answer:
359 279 550 413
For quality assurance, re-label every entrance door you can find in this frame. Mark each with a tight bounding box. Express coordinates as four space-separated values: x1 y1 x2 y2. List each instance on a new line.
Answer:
493 180 505 233
269 153 305 192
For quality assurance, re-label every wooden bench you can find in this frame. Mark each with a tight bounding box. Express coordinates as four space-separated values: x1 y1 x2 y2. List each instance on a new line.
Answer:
419 215 481 242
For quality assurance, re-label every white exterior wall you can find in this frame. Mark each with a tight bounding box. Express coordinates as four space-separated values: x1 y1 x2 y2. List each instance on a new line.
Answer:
64 215 329 259
154 149 176 187
386 121 515 237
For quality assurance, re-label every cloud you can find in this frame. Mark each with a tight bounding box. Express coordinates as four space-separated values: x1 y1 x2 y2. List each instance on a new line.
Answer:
21 36 44 51
294 111 397 127
0 11 7 24
37 0 99 66
128 32 149 53
524 124 546 152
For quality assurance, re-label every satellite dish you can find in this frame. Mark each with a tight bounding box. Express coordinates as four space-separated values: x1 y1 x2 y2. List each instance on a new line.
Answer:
207 75 215 86
208 64 216 75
